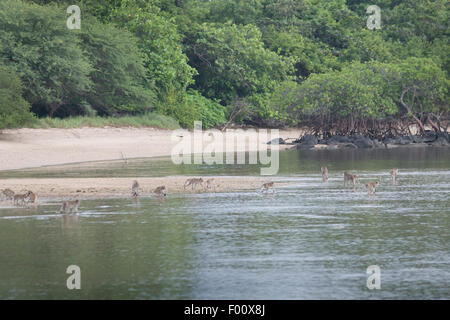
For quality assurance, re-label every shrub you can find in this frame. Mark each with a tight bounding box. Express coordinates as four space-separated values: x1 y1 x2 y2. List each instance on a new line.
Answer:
0 0 92 117
78 16 156 116
156 90 227 129
0 65 35 129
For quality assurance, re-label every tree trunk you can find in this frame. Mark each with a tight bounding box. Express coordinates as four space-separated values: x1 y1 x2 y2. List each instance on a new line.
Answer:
400 87 426 135
427 117 440 133
48 102 61 118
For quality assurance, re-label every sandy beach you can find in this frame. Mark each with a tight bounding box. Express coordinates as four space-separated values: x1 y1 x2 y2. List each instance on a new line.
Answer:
0 127 302 171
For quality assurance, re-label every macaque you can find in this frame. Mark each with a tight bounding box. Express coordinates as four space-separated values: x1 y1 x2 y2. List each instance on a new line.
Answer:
59 200 80 214
184 178 204 191
131 180 140 198
390 168 398 184
365 181 379 195
261 182 275 193
321 166 329 182
13 194 28 206
154 186 167 197
344 171 357 190
205 178 216 191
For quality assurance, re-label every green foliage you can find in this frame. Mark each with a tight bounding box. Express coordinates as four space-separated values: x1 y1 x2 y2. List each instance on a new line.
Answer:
248 81 300 127
340 30 394 63
79 15 155 116
207 0 265 25
293 62 398 120
0 0 154 118
7 0 449 131
0 65 35 129
253 58 449 132
0 0 92 116
381 0 449 43
263 27 339 78
188 23 293 104
26 0 122 23
186 90 227 129
383 57 449 116
156 90 226 129
34 113 180 130
110 0 196 105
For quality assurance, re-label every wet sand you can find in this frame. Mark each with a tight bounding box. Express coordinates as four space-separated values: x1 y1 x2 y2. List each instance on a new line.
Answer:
0 176 288 207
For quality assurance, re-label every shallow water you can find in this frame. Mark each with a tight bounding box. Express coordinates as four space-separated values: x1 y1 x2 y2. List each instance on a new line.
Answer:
0 148 449 299
1 146 448 179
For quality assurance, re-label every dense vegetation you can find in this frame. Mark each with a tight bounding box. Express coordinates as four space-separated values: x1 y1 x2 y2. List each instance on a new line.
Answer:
0 0 448 134
0 66 35 130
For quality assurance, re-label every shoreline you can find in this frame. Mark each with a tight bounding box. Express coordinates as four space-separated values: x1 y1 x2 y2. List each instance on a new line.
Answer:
1 127 448 205
285 132 450 150
0 127 301 171
1 127 448 172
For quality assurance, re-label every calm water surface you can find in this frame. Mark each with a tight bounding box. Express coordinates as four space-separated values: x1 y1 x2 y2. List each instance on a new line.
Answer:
0 148 449 299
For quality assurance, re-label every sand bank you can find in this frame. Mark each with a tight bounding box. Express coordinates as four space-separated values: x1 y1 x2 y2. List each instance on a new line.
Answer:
0 176 288 206
0 127 303 171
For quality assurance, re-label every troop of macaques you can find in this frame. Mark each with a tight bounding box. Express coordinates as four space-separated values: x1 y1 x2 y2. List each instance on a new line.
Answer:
1 167 400 216
2 187 78 214
319 167 399 195
2 190 38 207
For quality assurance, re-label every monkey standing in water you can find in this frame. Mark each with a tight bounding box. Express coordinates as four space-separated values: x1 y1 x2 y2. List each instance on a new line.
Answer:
344 172 357 190
261 182 275 193
390 168 398 184
13 193 28 207
25 191 38 207
131 180 140 198
365 181 379 195
59 200 80 214
321 166 328 182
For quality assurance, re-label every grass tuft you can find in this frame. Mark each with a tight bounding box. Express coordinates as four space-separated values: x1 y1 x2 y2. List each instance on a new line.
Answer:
29 113 181 130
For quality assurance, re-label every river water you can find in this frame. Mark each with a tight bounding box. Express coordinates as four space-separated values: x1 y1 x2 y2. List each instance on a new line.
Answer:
0 148 449 299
